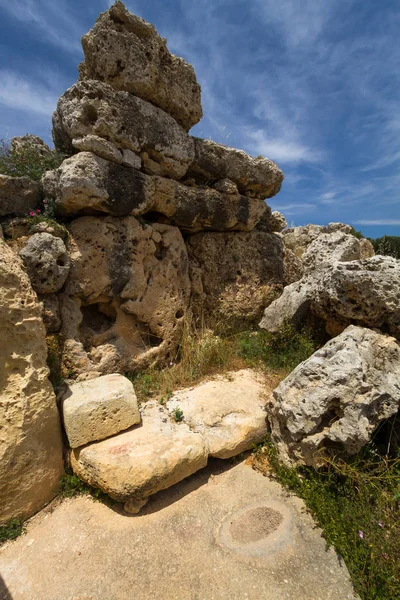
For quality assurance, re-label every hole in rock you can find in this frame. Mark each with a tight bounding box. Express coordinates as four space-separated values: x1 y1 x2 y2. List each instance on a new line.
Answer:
79 303 117 350
175 309 184 319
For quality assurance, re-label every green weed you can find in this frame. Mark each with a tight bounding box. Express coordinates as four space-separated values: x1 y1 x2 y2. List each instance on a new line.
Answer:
0 519 26 545
59 472 110 503
0 136 64 181
172 407 184 422
251 438 400 600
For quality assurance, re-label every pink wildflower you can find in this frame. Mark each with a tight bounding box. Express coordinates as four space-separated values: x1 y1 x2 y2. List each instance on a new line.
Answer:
29 212 35 217
378 521 383 528
358 531 364 539
36 209 41 213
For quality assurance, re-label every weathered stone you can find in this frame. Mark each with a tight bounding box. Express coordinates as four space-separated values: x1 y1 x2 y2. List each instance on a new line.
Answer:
39 293 61 333
42 152 155 217
213 178 238 195
260 255 400 338
270 211 287 232
0 240 63 524
78 1 202 130
62 374 140 448
283 248 304 285
44 152 266 231
70 401 208 512
0 174 40 217
152 176 267 232
61 216 190 376
313 256 400 337
121 149 141 169
72 135 123 163
283 222 353 259
167 370 268 459
359 237 375 259
188 138 283 199
302 231 362 273
53 80 194 179
11 134 50 156
19 233 70 294
187 231 288 329
269 326 400 466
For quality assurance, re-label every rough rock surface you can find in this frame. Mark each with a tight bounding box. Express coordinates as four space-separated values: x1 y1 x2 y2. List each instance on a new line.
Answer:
189 138 283 199
62 374 141 448
151 176 267 232
78 1 202 130
39 294 61 332
313 256 400 337
187 231 291 328
61 216 190 376
42 152 155 217
0 240 63 524
44 152 267 231
167 370 268 458
269 326 400 466
53 80 194 179
0 174 40 217
19 233 70 294
270 210 287 232
359 237 375 259
302 231 363 273
260 253 399 337
70 401 208 513
11 134 50 156
283 222 353 259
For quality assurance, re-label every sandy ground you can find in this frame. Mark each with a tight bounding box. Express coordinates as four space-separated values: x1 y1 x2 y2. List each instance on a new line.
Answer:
0 460 357 600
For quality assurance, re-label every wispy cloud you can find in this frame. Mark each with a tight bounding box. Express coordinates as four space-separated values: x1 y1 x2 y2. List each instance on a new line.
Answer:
245 129 320 164
354 220 400 226
0 70 59 116
0 0 83 54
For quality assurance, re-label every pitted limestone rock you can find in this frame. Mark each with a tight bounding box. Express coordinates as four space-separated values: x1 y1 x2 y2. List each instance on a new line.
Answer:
269 326 400 466
0 240 63 524
78 1 202 130
167 370 268 459
53 80 194 180
62 374 141 448
188 138 283 199
282 222 353 259
61 215 191 376
0 174 40 217
70 401 208 513
19 233 70 294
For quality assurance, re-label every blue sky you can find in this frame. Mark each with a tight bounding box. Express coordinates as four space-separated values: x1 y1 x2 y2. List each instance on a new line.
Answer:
0 0 399 238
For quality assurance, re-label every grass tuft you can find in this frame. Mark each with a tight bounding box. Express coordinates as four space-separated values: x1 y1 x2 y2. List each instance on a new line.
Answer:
0 519 26 545
250 437 400 600
59 472 111 503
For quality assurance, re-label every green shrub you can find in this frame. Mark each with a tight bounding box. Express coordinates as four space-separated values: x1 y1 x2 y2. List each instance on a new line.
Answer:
0 136 64 181
237 322 319 372
252 438 400 600
372 236 400 259
0 519 26 545
59 472 110 502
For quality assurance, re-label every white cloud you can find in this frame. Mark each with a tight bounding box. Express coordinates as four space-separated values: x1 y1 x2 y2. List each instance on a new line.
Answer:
0 0 83 54
0 70 59 116
353 220 400 226
246 129 321 164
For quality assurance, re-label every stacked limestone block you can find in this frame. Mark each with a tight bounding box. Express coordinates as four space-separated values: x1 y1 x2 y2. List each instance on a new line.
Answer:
38 0 287 377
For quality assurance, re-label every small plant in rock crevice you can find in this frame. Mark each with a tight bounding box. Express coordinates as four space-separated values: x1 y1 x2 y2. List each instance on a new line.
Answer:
171 406 184 422
0 519 26 545
59 472 112 503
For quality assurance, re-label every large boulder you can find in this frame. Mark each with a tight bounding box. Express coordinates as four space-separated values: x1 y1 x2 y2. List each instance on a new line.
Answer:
283 222 353 259
166 370 268 459
188 138 283 199
52 80 194 180
70 401 208 513
60 216 191 376
62 374 141 448
0 174 40 217
19 233 70 294
187 231 296 329
302 231 363 273
43 152 267 232
260 254 399 337
11 134 50 156
268 326 400 466
78 1 202 131
0 240 63 524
